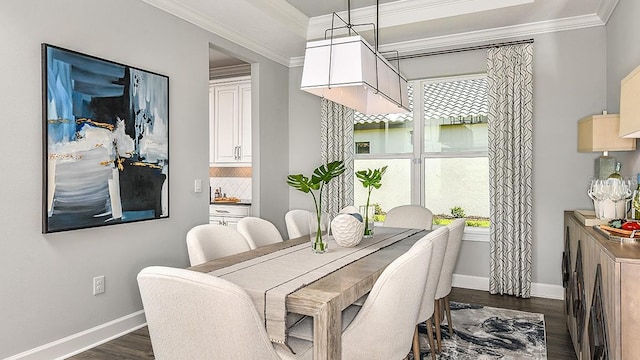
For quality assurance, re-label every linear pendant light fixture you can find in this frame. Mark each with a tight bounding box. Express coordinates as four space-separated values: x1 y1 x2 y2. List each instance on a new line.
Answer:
300 0 410 115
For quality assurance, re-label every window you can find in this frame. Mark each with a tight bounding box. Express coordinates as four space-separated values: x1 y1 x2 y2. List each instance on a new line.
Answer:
354 74 490 231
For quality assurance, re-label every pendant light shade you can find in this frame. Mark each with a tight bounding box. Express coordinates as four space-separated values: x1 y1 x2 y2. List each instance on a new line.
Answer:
300 35 410 115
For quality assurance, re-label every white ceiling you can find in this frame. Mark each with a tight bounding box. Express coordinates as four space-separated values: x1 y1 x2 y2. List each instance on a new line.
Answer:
142 0 619 67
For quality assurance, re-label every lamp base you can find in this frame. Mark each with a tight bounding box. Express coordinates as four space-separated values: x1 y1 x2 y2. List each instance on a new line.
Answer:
596 155 616 179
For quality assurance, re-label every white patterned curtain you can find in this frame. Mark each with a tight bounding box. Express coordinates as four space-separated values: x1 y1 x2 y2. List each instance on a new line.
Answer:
487 43 534 298
320 98 354 218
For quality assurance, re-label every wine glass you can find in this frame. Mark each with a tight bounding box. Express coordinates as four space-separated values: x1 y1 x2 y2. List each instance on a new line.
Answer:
608 179 626 218
622 178 633 218
590 179 609 219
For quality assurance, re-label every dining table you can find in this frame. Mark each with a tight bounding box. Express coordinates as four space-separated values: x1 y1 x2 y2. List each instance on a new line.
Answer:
189 226 430 360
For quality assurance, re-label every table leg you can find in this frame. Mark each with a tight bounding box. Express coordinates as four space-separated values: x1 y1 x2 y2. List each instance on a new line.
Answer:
313 299 342 360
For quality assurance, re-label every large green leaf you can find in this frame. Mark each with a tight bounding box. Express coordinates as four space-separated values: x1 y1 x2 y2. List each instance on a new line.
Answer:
286 174 319 193
311 160 346 185
356 165 387 189
287 160 345 215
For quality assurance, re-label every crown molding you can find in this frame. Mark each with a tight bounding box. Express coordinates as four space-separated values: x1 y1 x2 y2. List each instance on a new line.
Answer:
143 0 613 69
597 0 619 24
209 64 252 79
289 56 304 68
307 0 534 40
291 13 605 67
380 14 605 54
140 0 292 67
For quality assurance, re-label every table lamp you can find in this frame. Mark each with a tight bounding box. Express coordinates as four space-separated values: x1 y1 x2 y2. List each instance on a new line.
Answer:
578 113 636 179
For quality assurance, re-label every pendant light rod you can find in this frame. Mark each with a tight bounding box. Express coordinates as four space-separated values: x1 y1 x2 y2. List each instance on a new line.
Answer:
323 14 376 49
376 0 379 52
348 0 352 36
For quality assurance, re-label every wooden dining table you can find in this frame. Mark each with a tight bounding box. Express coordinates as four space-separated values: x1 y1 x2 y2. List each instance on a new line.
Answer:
189 226 430 360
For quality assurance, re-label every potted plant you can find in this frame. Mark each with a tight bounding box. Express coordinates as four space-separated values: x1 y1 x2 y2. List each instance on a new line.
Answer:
287 160 346 252
356 166 387 237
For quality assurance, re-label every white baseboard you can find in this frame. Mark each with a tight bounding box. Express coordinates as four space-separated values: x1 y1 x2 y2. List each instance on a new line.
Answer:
530 282 564 300
452 274 565 300
5 311 146 360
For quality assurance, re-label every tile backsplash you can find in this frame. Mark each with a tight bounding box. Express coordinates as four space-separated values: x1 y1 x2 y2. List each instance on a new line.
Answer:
209 167 251 178
209 167 252 200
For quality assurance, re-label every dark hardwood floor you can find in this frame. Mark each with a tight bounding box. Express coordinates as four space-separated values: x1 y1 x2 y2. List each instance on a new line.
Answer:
69 287 575 359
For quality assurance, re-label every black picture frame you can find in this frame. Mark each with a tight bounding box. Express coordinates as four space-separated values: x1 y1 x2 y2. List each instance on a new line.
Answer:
42 44 169 233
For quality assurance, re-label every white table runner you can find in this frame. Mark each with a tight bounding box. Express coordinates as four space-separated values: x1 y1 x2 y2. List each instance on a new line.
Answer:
208 227 422 343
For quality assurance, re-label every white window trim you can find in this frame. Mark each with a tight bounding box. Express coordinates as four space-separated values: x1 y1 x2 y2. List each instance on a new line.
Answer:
433 224 489 242
463 226 490 242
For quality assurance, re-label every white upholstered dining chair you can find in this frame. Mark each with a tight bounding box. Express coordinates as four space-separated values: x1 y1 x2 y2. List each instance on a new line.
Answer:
237 216 284 249
186 224 251 266
285 209 311 239
433 218 466 351
286 227 436 360
137 266 301 360
383 205 434 230
412 226 449 360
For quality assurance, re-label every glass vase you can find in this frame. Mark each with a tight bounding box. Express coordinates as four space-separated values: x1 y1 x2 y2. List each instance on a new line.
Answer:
308 212 330 253
359 205 375 238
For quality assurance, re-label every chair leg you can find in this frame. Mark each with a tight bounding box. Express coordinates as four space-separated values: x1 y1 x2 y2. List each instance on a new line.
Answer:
445 295 453 337
434 299 442 353
412 325 421 360
425 318 437 360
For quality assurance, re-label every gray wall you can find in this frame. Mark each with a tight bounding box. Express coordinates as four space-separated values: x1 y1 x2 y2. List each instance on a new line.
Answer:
288 26 608 287
606 0 640 177
0 0 290 357
288 67 323 212
253 63 291 234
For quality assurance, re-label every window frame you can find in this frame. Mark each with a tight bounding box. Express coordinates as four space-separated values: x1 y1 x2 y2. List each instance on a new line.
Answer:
354 73 490 242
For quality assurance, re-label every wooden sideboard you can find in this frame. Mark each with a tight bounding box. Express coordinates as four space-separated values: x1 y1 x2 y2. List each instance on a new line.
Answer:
564 211 640 359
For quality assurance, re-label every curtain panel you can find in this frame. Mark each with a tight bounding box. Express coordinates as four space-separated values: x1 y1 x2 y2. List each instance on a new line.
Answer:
320 98 354 217
487 43 534 298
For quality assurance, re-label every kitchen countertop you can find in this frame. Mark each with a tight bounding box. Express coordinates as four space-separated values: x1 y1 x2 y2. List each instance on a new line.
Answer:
210 199 251 205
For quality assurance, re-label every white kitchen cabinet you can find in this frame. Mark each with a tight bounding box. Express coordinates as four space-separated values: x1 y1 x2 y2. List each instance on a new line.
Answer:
209 76 251 165
209 204 251 229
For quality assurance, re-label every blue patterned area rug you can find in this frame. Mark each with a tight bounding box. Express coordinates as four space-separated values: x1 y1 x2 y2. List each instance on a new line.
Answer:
409 302 547 360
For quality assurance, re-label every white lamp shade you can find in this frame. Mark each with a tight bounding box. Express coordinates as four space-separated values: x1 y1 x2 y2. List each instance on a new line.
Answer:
620 63 640 138
300 35 410 115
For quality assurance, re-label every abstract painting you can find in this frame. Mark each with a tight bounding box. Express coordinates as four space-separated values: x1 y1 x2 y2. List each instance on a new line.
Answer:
42 44 169 233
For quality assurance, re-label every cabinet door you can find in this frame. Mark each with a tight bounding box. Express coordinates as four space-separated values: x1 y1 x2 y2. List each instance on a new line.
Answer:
212 84 240 163
238 82 252 163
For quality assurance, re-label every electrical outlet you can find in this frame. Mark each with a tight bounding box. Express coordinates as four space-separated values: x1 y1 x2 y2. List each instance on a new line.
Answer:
93 275 105 295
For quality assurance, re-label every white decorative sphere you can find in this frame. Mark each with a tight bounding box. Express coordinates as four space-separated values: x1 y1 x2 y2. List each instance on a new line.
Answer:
331 213 364 247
